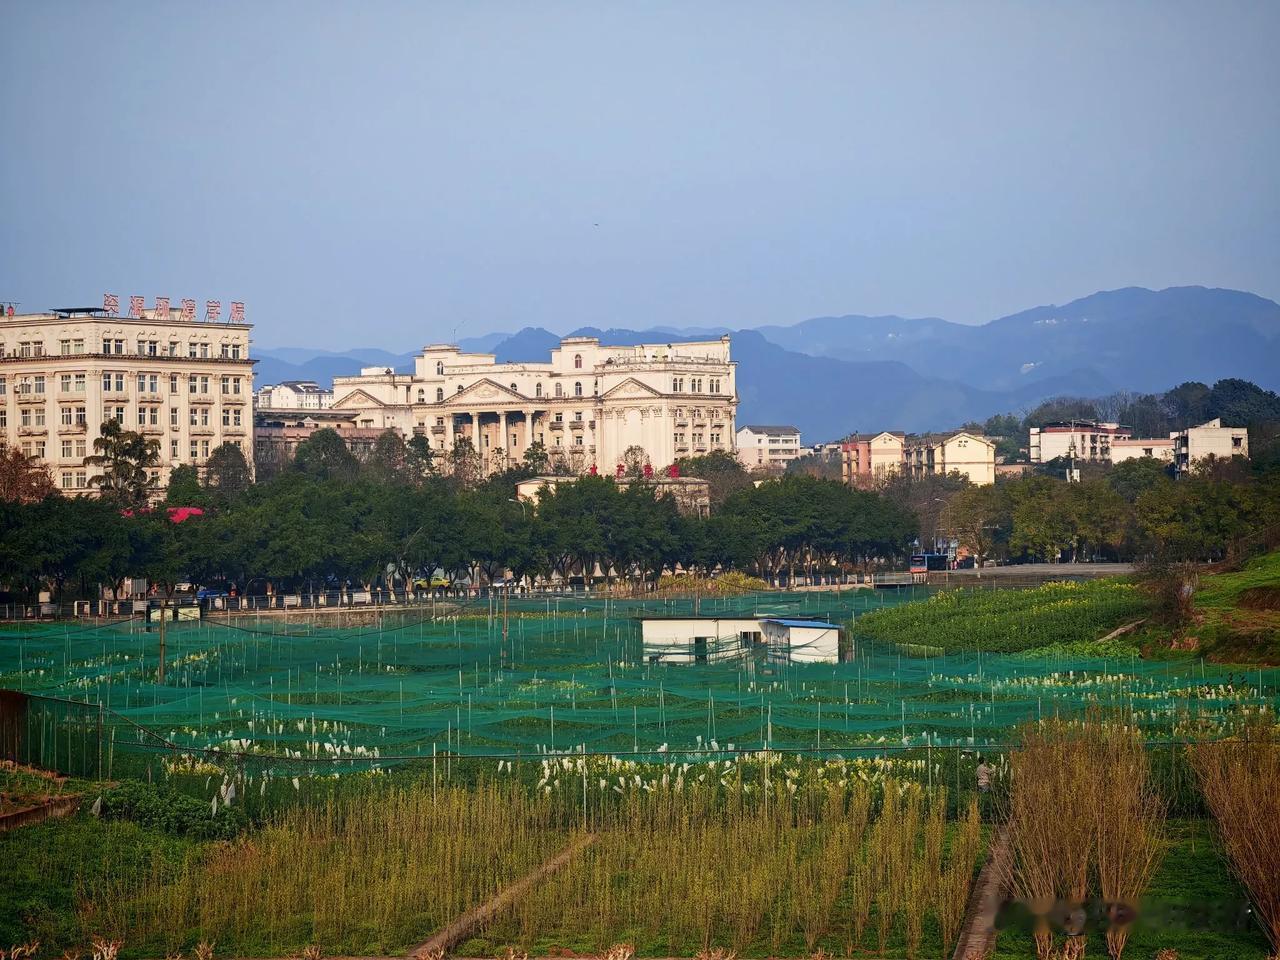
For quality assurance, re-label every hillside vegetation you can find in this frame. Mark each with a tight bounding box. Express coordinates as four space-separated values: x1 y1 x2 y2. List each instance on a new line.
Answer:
853 579 1150 654
1140 550 1280 663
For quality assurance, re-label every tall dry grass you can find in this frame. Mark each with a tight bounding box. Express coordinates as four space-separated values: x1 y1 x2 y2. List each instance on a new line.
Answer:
84 783 565 956
1092 724 1166 960
1190 723 1280 955
1001 715 1166 960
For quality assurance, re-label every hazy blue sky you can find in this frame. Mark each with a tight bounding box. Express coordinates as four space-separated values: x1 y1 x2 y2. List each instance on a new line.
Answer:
2 1 1277 349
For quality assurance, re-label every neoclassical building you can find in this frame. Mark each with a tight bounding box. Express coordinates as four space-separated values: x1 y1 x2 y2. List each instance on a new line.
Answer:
331 335 738 474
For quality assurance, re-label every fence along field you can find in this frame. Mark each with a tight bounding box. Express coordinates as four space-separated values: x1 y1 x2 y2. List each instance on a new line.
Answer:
2 588 1278 786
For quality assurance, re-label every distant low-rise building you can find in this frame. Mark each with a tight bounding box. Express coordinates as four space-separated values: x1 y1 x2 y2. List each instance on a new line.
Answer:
1029 421 1131 464
253 409 383 471
1110 437 1174 465
735 424 802 471
1172 418 1248 473
842 430 995 486
255 380 333 411
903 431 996 485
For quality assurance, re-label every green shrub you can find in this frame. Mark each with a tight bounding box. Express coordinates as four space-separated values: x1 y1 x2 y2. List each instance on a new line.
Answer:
97 780 247 840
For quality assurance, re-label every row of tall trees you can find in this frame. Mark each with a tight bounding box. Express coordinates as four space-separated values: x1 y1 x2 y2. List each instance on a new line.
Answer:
0 429 920 602
942 458 1280 566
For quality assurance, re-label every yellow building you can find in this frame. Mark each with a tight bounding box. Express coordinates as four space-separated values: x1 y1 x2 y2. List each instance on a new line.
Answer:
332 335 738 474
0 303 254 493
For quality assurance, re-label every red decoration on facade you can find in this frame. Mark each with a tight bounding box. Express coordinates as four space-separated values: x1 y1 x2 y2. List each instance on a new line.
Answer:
103 293 120 314
180 299 197 321
129 296 144 318
155 297 170 320
667 463 680 478
205 300 221 322
230 301 245 322
643 463 654 478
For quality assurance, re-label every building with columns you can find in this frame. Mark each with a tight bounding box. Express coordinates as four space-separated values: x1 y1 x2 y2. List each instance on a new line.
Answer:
1 304 253 493
331 335 737 474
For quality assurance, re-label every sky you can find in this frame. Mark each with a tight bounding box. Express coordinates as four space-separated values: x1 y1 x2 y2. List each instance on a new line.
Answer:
2 1 1278 350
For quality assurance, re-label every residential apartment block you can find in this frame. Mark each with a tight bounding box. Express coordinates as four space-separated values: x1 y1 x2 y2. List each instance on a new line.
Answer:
1031 417 1247 474
331 336 737 475
1029 421 1130 464
842 430 996 486
0 304 254 493
735 424 802 471
255 380 333 411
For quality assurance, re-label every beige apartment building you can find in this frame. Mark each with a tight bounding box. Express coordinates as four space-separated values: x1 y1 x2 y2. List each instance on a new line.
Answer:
0 305 253 493
331 335 737 475
735 424 802 471
842 430 996 486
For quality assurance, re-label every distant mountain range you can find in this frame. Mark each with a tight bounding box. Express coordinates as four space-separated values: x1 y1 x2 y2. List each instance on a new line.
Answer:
255 286 1280 438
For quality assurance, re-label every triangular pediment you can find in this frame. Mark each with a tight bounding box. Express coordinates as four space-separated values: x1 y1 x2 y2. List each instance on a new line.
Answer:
331 388 386 408
450 378 527 404
600 377 663 400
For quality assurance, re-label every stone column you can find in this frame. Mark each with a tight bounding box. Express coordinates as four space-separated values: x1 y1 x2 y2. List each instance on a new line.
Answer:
500 410 509 467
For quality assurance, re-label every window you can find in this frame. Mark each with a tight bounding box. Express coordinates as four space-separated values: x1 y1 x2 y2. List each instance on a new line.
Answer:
221 376 230 394
188 342 197 358
0 410 6 429
0 376 5 395
672 377 683 392
75 407 86 426
190 441 199 459
74 373 85 392
692 378 702 392
233 377 241 394
59 339 72 355
61 472 72 489
574 381 583 397
510 382 518 392
233 407 242 427
34 375 45 394
417 388 425 403
222 408 231 427
19 409 30 427
574 411 583 421
61 374 73 392
436 361 444 375
574 436 583 446
574 354 582 369
189 377 198 394
554 383 563 398
171 440 179 459
436 387 444 402
61 406 73 426
189 409 198 426
171 407 179 426
33 409 45 427
554 412 563 422
113 406 125 424
75 439 85 457
168 341 179 357
139 407 148 426
170 374 179 393
535 382 542 398
231 344 241 359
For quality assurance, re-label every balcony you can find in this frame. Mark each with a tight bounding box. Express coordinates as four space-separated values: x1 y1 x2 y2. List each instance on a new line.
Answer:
17 425 47 436
221 394 247 405
569 419 585 430
141 424 164 435
15 392 47 405
674 418 689 427
549 421 565 431
57 422 88 434
223 425 246 436
430 424 446 434
190 424 215 436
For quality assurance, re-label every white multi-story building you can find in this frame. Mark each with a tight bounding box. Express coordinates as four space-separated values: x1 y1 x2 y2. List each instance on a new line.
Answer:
0 304 254 493
735 424 802 470
1028 421 1131 464
255 380 333 411
331 335 737 474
